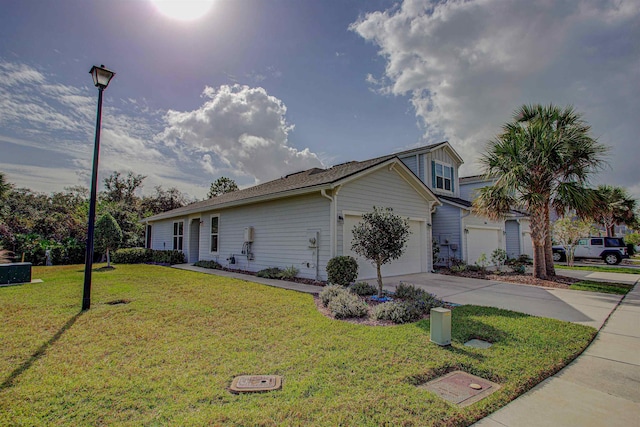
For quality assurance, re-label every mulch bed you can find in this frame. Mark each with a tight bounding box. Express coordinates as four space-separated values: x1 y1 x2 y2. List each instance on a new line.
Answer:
436 267 581 289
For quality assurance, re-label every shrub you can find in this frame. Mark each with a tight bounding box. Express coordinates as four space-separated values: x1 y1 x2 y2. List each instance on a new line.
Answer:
349 281 377 296
319 285 349 307
327 292 368 319
475 253 489 273
326 256 359 286
371 301 422 324
278 265 299 280
394 283 443 314
112 248 152 264
491 249 508 271
256 267 283 279
194 260 222 269
510 264 526 274
450 264 467 273
151 250 186 265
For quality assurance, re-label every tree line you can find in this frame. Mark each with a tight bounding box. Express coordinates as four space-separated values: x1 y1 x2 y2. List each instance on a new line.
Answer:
0 171 239 265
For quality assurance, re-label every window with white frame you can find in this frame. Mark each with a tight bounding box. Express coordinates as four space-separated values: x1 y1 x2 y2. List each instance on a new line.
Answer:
434 161 453 192
173 221 183 251
210 215 219 253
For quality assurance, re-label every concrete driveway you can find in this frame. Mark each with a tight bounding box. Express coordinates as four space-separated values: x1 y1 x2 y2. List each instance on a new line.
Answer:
366 272 631 329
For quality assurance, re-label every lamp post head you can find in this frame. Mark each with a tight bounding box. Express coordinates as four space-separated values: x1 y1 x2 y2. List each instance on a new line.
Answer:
89 64 115 89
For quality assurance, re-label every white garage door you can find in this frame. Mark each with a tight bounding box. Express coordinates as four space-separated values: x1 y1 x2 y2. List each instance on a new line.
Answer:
466 227 501 265
343 215 425 280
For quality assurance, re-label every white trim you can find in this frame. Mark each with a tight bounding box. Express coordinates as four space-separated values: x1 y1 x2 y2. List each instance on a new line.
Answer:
433 160 454 193
465 225 503 231
172 220 184 251
210 214 220 254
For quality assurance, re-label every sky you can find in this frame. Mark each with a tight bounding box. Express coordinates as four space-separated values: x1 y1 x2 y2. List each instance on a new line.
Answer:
1 0 638 201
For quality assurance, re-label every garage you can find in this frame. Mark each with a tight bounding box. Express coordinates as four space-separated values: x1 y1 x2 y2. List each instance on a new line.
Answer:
343 215 426 279
466 226 502 265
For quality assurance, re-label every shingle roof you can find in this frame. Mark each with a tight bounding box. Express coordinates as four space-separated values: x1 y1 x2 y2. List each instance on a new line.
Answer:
438 195 473 208
144 142 449 222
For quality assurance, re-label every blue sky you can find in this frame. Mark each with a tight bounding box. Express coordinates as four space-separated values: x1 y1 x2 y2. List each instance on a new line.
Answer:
1 0 638 200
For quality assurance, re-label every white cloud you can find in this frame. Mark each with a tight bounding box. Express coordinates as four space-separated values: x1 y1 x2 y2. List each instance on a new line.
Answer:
351 0 640 189
156 84 323 184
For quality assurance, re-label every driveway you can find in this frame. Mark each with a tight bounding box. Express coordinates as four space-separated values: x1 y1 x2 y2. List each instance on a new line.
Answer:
366 272 630 329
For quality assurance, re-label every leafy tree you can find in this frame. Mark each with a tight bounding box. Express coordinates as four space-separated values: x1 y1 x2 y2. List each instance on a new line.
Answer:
553 217 595 266
207 177 238 198
141 186 189 215
474 104 606 279
94 212 123 268
351 207 411 297
625 233 640 247
102 171 146 205
0 246 13 264
0 172 12 201
590 185 637 237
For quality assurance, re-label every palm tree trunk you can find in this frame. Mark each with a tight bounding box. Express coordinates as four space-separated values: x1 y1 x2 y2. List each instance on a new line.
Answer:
530 205 547 280
544 203 556 277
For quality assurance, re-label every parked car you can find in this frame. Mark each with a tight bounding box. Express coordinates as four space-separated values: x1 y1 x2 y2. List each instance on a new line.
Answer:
552 237 629 265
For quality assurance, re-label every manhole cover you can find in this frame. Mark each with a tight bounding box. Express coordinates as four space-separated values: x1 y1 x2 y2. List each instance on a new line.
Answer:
229 375 282 393
419 371 500 407
464 339 492 349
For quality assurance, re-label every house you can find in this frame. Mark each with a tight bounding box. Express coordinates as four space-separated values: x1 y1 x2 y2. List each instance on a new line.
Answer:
458 175 533 260
390 143 508 265
143 156 441 281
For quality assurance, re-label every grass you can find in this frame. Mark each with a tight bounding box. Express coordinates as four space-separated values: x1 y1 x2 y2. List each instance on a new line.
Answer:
569 280 633 295
556 264 640 274
0 265 596 426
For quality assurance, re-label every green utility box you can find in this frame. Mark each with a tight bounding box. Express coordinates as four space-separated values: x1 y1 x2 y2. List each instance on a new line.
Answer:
0 262 32 285
430 307 451 346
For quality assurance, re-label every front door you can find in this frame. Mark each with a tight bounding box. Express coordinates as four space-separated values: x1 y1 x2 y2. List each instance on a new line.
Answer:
188 219 200 263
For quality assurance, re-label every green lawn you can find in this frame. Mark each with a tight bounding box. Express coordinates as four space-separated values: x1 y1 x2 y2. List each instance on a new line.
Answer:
0 265 596 426
569 280 634 295
556 264 640 275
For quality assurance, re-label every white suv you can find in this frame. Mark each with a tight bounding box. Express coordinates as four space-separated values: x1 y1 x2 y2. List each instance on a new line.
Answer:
552 237 629 265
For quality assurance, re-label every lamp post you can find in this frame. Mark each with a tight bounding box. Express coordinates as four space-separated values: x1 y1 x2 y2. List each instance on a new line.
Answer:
82 65 115 311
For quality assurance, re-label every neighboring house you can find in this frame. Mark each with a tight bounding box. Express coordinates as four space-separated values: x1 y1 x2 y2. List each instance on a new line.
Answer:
143 156 441 281
459 175 533 260
391 143 508 265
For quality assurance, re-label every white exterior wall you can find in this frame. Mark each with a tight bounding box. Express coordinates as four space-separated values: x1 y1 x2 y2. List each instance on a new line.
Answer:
462 214 506 263
150 215 189 253
336 167 433 270
196 193 331 281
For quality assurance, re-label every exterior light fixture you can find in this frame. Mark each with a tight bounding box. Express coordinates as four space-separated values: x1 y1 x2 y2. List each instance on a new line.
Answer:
82 65 115 311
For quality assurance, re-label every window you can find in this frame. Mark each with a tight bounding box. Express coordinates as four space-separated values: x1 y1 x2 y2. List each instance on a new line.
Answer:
210 215 219 253
578 238 588 246
591 238 603 246
433 161 453 191
146 225 152 249
173 221 183 250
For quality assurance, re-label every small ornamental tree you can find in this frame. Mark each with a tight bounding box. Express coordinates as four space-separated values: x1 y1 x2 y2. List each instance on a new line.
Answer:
553 217 594 266
94 212 123 268
351 207 411 298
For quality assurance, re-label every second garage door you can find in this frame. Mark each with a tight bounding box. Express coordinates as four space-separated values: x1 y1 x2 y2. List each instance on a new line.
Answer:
466 227 502 265
343 215 425 279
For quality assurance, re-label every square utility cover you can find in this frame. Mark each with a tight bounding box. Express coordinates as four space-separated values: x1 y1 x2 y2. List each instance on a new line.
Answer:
229 375 283 393
419 371 500 407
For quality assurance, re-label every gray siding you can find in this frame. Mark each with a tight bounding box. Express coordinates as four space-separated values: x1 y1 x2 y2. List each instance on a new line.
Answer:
432 203 462 265
150 216 188 253
336 167 431 256
424 147 461 198
197 194 331 281
505 219 521 258
459 181 487 202
400 155 418 176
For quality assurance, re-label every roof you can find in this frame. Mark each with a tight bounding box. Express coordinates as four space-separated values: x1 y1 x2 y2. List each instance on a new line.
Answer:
144 155 440 222
459 174 497 185
438 195 473 209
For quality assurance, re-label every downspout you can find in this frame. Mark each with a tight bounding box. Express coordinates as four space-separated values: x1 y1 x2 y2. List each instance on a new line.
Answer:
460 209 472 262
320 189 336 259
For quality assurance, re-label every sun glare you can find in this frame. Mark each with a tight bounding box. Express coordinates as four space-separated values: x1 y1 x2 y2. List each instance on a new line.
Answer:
150 0 215 21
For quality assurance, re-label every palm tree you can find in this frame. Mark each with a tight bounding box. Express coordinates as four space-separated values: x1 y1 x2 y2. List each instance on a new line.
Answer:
591 185 637 236
474 104 607 279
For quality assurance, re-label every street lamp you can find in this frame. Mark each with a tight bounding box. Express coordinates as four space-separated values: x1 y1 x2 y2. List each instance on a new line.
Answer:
82 65 115 311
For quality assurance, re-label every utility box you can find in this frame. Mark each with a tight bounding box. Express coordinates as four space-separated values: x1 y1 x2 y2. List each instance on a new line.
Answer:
430 307 451 346
244 226 254 243
0 262 32 285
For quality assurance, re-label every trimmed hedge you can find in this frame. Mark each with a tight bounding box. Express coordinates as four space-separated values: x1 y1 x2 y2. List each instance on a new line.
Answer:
327 292 368 319
111 248 186 265
326 256 358 286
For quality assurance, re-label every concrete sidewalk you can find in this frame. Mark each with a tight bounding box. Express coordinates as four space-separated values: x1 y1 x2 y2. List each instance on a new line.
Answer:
473 278 640 427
